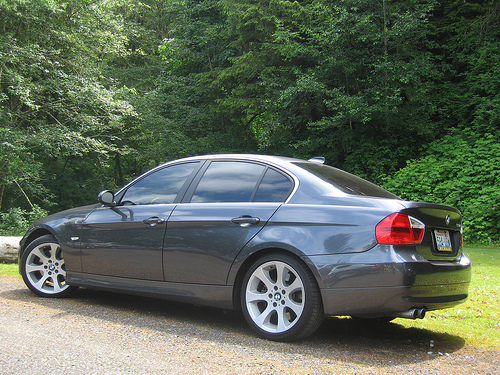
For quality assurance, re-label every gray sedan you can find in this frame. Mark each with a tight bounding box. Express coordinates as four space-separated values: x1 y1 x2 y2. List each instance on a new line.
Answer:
19 154 471 341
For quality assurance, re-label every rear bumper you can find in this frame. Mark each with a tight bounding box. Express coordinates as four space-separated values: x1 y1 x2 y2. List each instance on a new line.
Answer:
306 246 471 316
320 282 469 316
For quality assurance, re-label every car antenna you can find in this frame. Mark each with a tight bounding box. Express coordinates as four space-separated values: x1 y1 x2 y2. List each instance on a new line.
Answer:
308 156 325 164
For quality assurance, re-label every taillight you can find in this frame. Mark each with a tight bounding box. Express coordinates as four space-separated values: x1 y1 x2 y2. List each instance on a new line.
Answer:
376 213 425 245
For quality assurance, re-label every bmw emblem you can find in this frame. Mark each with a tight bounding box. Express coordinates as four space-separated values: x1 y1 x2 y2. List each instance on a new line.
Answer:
445 215 451 225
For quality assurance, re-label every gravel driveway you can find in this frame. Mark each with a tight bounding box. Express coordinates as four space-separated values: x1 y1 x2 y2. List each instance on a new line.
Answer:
0 276 497 374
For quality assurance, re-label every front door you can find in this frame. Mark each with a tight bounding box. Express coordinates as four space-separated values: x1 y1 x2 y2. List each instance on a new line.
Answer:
79 161 201 280
80 204 173 280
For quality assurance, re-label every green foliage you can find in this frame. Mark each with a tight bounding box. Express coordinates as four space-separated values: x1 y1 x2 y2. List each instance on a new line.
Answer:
428 0 500 134
382 1 500 244
0 0 499 242
0 0 138 212
383 132 500 244
249 0 440 180
0 205 48 236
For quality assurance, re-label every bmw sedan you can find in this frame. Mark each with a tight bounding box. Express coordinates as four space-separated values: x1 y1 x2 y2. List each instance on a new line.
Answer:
19 154 471 341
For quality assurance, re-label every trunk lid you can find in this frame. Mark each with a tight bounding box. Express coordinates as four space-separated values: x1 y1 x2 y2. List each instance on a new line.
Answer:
401 202 463 261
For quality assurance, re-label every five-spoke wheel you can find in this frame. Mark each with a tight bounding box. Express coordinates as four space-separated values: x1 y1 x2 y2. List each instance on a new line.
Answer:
20 235 77 297
241 254 323 341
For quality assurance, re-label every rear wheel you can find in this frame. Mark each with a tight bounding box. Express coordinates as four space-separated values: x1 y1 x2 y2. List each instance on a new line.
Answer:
241 253 323 341
20 235 77 297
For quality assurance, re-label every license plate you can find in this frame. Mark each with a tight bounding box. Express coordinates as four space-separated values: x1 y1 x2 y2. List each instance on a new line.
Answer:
435 230 452 251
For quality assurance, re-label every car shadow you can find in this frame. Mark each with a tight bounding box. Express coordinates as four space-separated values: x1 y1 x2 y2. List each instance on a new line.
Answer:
1 284 465 367
306 316 465 365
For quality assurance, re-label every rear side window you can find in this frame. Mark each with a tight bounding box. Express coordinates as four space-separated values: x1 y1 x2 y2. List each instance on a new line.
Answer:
254 168 293 202
191 161 266 203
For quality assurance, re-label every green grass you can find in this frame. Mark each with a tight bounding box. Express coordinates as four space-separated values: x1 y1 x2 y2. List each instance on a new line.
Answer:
0 262 19 277
2 246 499 348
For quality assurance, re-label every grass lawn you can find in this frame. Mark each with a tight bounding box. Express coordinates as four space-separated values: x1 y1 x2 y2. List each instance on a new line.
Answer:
2 246 498 348
0 262 19 277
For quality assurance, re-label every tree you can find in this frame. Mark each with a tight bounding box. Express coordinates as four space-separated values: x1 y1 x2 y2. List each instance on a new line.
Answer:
427 0 500 136
257 0 440 181
0 0 136 212
1 0 498 242
384 1 500 244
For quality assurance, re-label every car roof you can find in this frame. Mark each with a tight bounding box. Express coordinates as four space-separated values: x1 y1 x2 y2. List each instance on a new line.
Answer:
169 153 300 164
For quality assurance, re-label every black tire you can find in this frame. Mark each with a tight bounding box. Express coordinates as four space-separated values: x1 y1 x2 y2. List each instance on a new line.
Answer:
20 234 77 298
241 253 324 341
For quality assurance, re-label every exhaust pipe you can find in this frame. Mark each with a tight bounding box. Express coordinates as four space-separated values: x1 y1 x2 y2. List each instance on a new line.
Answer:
391 308 426 320
416 308 426 319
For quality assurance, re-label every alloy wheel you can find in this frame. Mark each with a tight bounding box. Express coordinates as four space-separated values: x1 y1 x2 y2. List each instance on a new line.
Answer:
245 260 305 333
21 235 76 297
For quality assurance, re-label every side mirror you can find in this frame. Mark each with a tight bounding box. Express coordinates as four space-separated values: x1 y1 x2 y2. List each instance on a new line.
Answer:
98 190 116 206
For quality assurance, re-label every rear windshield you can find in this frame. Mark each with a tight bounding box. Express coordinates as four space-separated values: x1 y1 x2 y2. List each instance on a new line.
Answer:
294 162 399 199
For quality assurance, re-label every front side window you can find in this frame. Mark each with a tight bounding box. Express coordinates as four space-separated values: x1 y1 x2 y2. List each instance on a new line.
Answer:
191 161 266 203
121 162 198 205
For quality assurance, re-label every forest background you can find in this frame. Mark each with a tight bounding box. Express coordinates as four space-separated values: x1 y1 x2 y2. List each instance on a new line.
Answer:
0 0 499 243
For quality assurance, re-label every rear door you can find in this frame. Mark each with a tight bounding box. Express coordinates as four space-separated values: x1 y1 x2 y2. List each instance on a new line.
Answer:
163 160 294 284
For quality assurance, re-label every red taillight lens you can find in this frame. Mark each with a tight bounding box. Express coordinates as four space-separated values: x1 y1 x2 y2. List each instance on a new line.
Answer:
376 213 425 245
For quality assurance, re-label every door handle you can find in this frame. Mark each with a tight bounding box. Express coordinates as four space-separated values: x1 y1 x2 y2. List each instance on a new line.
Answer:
231 215 260 227
142 217 166 227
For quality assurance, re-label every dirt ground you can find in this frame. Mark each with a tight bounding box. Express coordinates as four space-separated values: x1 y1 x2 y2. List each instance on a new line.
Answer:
0 276 498 374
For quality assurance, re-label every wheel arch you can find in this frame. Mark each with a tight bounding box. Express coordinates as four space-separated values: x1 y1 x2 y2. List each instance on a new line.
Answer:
19 227 55 254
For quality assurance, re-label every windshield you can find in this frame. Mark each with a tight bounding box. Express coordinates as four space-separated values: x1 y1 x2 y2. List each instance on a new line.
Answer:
294 162 399 199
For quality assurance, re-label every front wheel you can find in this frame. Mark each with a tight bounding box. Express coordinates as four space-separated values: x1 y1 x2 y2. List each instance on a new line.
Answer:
20 235 77 297
241 253 324 341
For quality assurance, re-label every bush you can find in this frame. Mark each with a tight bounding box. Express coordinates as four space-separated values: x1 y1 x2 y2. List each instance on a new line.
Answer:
383 133 500 244
0 205 48 236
